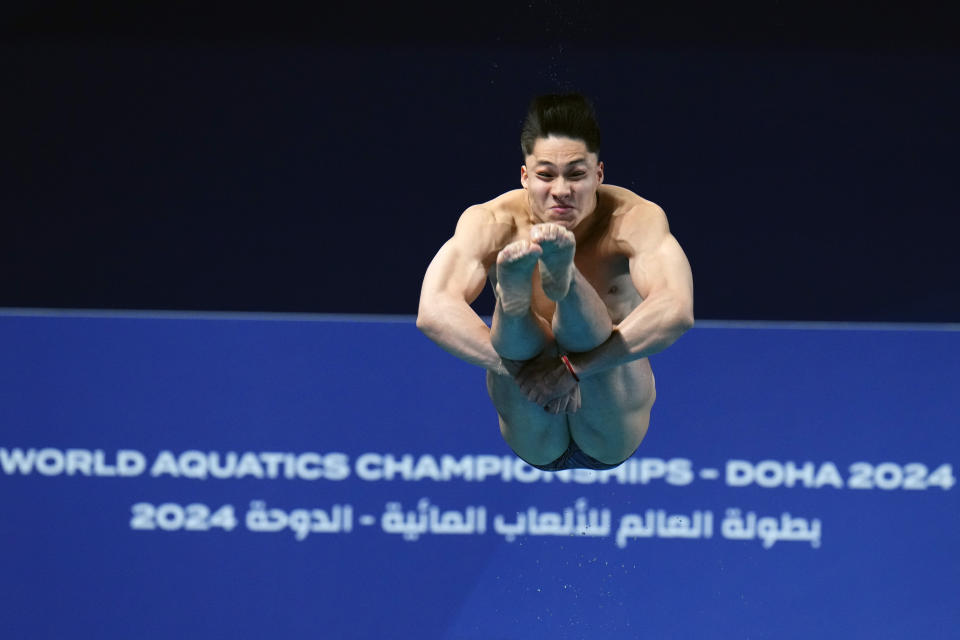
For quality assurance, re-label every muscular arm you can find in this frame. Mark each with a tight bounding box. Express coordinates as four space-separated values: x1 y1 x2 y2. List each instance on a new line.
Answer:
416 206 512 373
568 204 694 378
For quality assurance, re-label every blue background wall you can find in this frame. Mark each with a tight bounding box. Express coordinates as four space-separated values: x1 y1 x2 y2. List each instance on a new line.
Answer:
1 312 957 638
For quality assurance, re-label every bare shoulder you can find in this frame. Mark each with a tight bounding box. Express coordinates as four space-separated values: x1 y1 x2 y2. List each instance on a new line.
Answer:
455 190 525 243
601 185 671 254
601 187 692 307
450 190 525 265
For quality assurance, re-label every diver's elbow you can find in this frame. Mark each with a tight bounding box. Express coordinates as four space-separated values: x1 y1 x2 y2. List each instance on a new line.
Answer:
416 306 439 339
415 310 431 334
670 302 695 338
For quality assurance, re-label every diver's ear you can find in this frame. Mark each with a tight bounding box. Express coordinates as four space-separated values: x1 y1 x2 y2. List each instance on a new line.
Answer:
520 164 529 189
597 161 604 184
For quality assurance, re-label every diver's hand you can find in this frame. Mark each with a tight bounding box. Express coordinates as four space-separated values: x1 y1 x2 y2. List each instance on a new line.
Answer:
515 351 580 414
543 384 581 415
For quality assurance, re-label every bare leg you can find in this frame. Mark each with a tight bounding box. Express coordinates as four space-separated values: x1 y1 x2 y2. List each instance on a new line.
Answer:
487 227 646 468
487 239 570 465
531 224 613 353
534 222 653 463
569 361 655 463
486 367 571 466
490 240 552 361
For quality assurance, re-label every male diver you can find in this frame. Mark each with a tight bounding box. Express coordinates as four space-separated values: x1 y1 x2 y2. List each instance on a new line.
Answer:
417 94 693 471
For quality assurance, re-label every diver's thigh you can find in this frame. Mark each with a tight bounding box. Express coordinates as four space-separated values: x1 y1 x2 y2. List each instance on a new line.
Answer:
486 370 570 466
568 359 656 463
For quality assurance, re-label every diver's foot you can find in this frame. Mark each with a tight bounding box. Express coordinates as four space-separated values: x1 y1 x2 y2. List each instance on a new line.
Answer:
495 240 542 316
531 223 576 301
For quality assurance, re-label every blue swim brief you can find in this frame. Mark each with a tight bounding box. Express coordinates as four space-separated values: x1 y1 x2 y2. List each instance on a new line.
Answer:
523 440 631 472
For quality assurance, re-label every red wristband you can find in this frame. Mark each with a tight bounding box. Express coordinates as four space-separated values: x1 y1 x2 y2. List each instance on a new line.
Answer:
560 355 580 382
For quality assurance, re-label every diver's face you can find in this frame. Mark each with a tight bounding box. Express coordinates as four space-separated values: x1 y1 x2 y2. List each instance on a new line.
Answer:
520 135 603 229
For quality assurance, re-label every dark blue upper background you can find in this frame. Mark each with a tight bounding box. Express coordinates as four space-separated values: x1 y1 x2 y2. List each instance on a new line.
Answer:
3 2 958 321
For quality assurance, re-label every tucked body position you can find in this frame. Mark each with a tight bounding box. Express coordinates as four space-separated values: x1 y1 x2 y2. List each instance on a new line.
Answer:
417 94 694 471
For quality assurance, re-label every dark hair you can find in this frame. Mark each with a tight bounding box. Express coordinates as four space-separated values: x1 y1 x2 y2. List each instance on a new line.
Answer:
520 93 601 158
